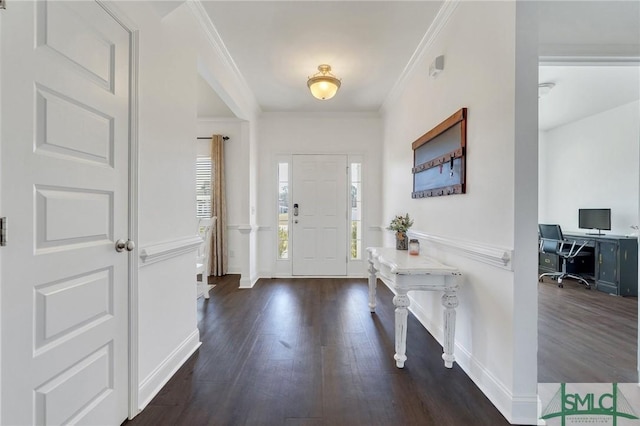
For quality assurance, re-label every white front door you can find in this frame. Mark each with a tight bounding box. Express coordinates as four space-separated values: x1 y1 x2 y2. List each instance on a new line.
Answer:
1 1 131 424
291 155 347 276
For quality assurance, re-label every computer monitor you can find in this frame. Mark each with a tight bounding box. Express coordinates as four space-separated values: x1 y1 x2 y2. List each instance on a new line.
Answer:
578 208 611 235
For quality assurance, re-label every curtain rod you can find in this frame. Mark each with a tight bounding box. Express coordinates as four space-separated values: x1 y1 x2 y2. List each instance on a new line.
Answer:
197 136 230 140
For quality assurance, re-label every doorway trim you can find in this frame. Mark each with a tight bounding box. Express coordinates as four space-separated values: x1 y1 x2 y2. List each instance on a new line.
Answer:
97 1 140 419
274 153 369 278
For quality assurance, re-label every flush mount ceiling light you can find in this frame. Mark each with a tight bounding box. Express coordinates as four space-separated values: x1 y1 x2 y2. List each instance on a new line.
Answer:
307 64 341 100
538 82 556 98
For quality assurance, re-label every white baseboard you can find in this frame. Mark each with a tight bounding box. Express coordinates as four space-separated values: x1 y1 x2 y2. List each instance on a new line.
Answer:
250 273 260 287
258 271 273 279
239 276 255 288
407 295 537 425
138 329 201 411
271 275 360 279
260 273 367 280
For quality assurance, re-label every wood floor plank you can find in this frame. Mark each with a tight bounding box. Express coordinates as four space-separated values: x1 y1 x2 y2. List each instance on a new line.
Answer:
125 274 638 426
538 277 637 383
128 276 577 425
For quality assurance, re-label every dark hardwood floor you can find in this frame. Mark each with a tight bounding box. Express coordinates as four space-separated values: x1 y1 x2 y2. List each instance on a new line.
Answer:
126 275 639 425
126 276 510 426
538 277 638 383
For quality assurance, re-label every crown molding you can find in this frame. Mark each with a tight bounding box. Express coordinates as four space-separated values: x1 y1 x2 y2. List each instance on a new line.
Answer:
187 0 261 116
539 42 640 65
380 0 461 114
259 111 381 120
539 55 640 66
197 117 246 124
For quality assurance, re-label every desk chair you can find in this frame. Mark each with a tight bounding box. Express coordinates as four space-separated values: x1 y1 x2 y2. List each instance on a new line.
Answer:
538 224 591 289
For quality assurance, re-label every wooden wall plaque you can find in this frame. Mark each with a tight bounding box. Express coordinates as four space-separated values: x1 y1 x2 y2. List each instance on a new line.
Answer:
412 108 467 198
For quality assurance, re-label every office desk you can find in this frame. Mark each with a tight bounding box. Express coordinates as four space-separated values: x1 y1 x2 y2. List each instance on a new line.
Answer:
367 247 462 368
538 233 638 296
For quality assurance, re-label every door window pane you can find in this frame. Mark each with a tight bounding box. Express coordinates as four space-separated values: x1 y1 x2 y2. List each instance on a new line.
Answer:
350 162 362 260
278 162 289 259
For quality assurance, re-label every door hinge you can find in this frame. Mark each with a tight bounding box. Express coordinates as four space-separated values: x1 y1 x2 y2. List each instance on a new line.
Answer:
0 217 6 246
0 0 6 10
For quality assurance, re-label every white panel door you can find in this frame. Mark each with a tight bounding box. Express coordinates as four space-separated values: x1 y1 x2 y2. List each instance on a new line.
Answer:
1 2 130 425
292 155 347 276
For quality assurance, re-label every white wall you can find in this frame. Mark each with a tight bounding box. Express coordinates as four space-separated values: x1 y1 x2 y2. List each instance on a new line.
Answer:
116 3 201 410
380 2 538 423
113 2 259 411
257 113 383 277
539 100 640 235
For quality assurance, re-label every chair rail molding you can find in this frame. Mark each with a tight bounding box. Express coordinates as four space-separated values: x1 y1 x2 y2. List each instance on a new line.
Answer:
237 224 253 234
227 224 256 233
139 235 203 267
407 230 513 270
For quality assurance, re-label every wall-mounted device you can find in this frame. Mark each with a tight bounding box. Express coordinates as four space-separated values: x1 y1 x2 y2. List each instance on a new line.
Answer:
429 55 444 78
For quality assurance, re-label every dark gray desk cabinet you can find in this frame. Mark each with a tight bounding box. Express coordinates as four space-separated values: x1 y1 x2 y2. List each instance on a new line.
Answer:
538 252 560 274
595 237 637 296
565 234 638 296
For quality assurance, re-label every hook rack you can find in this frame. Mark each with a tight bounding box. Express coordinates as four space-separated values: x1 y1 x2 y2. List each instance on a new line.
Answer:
411 108 467 199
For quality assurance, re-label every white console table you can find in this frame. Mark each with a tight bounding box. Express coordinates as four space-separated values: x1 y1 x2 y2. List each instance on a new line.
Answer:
367 247 462 369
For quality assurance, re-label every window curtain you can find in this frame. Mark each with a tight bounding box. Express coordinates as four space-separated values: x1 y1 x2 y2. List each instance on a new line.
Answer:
209 134 227 276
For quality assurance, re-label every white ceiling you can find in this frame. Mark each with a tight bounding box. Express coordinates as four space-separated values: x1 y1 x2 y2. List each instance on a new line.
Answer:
193 1 640 120
539 65 640 131
200 1 443 113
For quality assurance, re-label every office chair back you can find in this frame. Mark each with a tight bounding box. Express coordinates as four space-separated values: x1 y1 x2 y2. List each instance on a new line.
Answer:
537 223 591 289
539 224 563 254
539 224 563 241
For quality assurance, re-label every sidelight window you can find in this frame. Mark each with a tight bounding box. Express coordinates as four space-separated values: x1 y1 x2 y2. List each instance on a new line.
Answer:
350 162 362 260
278 162 289 259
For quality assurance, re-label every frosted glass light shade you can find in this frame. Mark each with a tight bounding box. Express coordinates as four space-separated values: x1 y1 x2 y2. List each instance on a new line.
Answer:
307 64 341 100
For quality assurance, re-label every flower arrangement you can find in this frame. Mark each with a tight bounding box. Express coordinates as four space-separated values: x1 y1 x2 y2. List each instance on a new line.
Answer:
387 213 414 234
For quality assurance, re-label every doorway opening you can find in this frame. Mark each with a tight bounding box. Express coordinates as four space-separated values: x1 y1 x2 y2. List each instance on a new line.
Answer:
537 63 640 383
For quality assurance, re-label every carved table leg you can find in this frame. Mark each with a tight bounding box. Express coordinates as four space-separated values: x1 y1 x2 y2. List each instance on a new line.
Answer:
441 287 459 368
393 291 410 368
368 261 377 313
